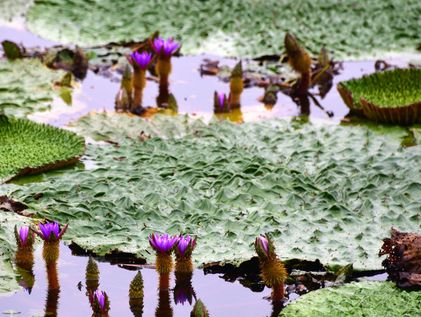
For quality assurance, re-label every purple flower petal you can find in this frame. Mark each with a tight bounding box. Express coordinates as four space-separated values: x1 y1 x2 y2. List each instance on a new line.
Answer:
152 37 180 57
94 290 106 311
19 227 29 245
149 233 178 253
257 236 269 255
217 92 226 109
131 51 152 70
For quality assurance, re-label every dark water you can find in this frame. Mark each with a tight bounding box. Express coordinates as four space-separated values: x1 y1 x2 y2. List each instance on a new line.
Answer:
0 243 273 316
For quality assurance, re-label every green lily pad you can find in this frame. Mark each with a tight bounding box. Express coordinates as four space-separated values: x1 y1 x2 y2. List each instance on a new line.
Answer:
338 69 421 125
280 281 421 317
0 59 67 117
0 116 85 183
0 0 33 22
2 115 421 269
26 0 421 58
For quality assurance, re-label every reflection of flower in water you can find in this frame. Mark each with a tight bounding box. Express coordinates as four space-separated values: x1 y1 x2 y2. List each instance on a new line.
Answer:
91 289 110 316
173 272 196 306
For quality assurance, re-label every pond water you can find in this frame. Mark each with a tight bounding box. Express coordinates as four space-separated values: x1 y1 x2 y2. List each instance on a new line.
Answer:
1 23 415 128
0 243 272 316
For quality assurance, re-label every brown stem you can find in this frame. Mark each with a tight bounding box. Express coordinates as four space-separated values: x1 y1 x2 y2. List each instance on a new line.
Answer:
131 69 146 111
272 282 285 302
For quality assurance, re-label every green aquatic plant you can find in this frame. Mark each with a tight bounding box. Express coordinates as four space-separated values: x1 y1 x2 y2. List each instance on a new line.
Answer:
0 59 67 117
338 68 421 125
0 117 85 182
25 0 420 58
280 281 421 317
191 299 209 317
255 235 287 300
2 114 421 270
229 61 243 108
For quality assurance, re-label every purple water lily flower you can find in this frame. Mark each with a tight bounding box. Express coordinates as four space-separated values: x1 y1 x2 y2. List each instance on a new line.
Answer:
19 226 30 245
177 235 196 257
149 233 178 253
152 37 180 58
38 221 67 241
256 235 269 256
94 290 106 310
130 51 152 70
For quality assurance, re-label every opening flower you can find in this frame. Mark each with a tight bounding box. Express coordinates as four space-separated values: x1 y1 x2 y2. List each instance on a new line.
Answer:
149 233 178 254
177 235 196 257
152 37 180 58
38 221 67 241
19 226 30 245
255 235 269 256
130 51 152 70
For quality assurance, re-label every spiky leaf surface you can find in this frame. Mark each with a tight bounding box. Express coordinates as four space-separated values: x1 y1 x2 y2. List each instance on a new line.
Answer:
1 114 420 270
26 0 420 58
0 59 66 117
0 117 85 182
280 282 421 317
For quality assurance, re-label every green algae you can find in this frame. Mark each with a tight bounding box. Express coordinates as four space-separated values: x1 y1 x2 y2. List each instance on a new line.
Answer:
26 0 421 58
0 59 67 117
280 281 421 317
2 114 420 269
0 116 85 183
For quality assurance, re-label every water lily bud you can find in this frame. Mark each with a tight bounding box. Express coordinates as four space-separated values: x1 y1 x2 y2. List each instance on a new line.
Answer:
86 257 100 292
284 33 311 75
14 225 35 249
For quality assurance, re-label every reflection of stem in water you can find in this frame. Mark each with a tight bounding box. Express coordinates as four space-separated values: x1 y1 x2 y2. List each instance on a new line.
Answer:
270 297 284 317
174 271 196 306
45 259 60 317
157 83 170 108
297 95 310 116
15 247 35 293
307 93 334 117
156 273 173 317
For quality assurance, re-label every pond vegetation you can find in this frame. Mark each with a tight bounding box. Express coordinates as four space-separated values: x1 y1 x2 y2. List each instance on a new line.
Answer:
0 1 420 316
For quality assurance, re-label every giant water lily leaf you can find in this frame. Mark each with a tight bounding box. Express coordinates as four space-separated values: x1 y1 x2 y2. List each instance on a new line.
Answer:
0 116 85 183
280 281 421 317
26 0 421 58
0 0 33 22
2 115 421 269
0 211 31 294
0 59 66 117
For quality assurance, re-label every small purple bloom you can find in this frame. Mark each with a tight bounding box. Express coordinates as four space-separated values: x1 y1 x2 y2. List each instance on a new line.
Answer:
152 37 180 57
130 51 152 70
217 92 226 110
257 235 269 255
149 233 178 253
177 235 196 257
19 227 30 245
94 290 106 311
39 222 60 241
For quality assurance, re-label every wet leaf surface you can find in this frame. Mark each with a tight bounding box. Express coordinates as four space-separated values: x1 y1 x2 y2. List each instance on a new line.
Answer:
0 59 66 117
0 116 85 182
2 114 420 270
280 281 421 317
26 0 421 59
